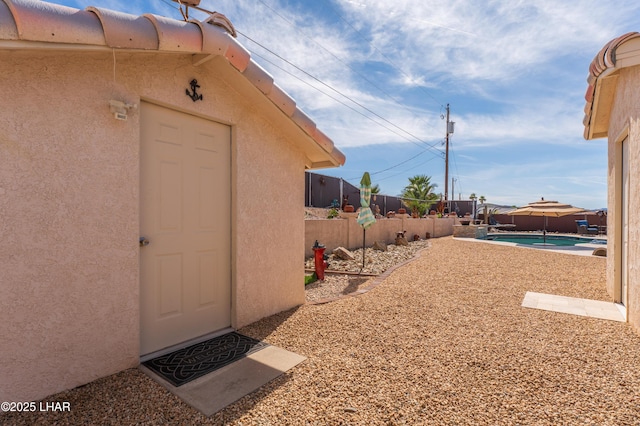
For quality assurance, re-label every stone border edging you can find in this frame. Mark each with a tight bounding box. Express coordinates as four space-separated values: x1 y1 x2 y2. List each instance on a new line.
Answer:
306 243 430 305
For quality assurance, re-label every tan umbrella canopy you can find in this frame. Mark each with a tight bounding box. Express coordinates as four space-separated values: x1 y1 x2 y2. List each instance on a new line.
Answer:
507 198 585 243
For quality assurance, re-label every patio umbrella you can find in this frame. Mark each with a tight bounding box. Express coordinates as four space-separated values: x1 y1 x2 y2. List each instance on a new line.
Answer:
356 172 376 270
507 198 585 244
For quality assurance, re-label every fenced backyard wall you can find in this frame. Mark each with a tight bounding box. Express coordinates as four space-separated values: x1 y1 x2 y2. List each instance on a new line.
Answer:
305 214 455 258
304 172 405 213
488 213 607 234
305 171 475 216
304 211 607 258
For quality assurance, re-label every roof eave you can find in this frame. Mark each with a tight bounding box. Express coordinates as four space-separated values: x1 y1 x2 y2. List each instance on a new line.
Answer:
585 70 618 140
583 32 640 140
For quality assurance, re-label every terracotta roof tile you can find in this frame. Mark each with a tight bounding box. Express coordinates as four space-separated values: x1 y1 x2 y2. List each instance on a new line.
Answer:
88 6 158 49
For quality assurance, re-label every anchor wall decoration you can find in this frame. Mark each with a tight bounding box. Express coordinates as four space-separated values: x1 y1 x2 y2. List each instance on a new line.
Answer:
186 79 203 102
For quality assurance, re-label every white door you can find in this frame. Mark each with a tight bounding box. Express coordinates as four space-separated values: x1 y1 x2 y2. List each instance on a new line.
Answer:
140 102 231 355
621 137 629 306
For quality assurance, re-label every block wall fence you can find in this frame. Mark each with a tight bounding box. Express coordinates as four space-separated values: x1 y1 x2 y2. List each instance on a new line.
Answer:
304 214 455 258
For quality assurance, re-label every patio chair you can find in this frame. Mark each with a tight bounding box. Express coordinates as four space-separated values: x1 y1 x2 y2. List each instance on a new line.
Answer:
576 220 598 235
488 216 516 231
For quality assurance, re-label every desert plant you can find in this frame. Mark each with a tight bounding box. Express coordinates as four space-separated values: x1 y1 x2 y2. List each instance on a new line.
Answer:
400 175 439 217
327 208 339 219
305 273 317 285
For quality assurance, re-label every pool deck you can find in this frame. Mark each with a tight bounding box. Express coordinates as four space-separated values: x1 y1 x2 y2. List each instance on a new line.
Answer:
458 233 606 257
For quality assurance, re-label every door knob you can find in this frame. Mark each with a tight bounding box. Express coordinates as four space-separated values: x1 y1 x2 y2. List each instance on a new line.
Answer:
139 237 150 247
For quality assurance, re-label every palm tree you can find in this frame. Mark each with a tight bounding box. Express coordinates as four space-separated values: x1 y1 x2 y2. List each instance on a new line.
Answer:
478 195 487 223
469 193 478 220
371 184 380 202
400 175 439 216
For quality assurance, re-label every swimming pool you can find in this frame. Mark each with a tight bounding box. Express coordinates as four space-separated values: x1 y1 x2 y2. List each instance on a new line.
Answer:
482 234 606 247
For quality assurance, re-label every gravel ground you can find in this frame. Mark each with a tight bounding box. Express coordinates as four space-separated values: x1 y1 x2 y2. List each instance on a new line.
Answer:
5 236 640 425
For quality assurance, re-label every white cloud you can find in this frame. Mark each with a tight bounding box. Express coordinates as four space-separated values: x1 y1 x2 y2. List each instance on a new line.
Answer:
336 0 638 83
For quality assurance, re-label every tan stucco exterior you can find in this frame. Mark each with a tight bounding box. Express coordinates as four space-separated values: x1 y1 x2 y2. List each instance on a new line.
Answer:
584 34 640 333
0 44 331 401
605 66 640 330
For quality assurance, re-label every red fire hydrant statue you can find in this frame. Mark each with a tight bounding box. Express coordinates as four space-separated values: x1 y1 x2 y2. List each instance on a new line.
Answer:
312 240 327 280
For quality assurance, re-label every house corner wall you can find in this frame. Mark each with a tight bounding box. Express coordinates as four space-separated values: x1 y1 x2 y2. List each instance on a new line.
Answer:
0 52 140 402
608 66 640 332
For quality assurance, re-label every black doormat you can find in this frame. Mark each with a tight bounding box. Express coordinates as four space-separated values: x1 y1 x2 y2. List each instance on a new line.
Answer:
143 332 270 387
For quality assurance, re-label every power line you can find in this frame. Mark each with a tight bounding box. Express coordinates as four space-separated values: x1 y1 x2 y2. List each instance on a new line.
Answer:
254 0 444 136
245 0 449 160
450 144 463 198
372 155 441 183
242 35 444 156
369 149 432 176
319 0 445 109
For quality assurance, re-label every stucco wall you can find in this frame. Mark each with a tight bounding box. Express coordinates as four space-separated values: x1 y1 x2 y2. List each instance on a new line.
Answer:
606 66 640 331
0 51 140 402
304 216 455 257
232 105 307 328
0 49 310 401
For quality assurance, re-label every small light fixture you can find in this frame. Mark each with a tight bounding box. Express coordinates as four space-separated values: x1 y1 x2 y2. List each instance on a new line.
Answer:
109 100 137 121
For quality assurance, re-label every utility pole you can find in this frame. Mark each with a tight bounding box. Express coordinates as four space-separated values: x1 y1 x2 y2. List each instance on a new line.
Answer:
451 177 455 205
443 104 454 211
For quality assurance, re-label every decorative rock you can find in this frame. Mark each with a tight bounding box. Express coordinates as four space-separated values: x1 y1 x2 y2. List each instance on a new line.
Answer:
305 240 429 276
372 241 387 251
333 246 355 260
592 247 607 257
395 236 409 246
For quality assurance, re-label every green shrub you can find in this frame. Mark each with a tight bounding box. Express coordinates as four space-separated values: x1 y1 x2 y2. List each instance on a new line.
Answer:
327 208 339 219
305 273 317 285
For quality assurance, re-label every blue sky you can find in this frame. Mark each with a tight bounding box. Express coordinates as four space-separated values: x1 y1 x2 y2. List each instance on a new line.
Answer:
54 0 640 209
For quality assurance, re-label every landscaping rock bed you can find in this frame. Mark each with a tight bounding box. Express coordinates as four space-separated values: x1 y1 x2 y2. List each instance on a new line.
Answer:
305 240 430 303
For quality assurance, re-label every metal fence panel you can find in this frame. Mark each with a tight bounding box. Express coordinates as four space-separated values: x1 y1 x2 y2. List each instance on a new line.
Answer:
306 172 475 217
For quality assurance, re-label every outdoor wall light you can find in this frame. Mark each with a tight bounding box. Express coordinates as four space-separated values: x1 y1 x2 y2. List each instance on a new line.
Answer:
109 100 137 121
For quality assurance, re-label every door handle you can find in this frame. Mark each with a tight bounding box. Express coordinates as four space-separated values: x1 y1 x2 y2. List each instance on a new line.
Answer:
139 237 150 247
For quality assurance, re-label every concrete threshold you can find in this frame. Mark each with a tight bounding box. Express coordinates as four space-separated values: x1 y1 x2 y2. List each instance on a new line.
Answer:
522 291 625 322
141 345 306 417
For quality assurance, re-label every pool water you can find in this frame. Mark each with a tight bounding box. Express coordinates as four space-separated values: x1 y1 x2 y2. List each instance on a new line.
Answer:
483 234 605 246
